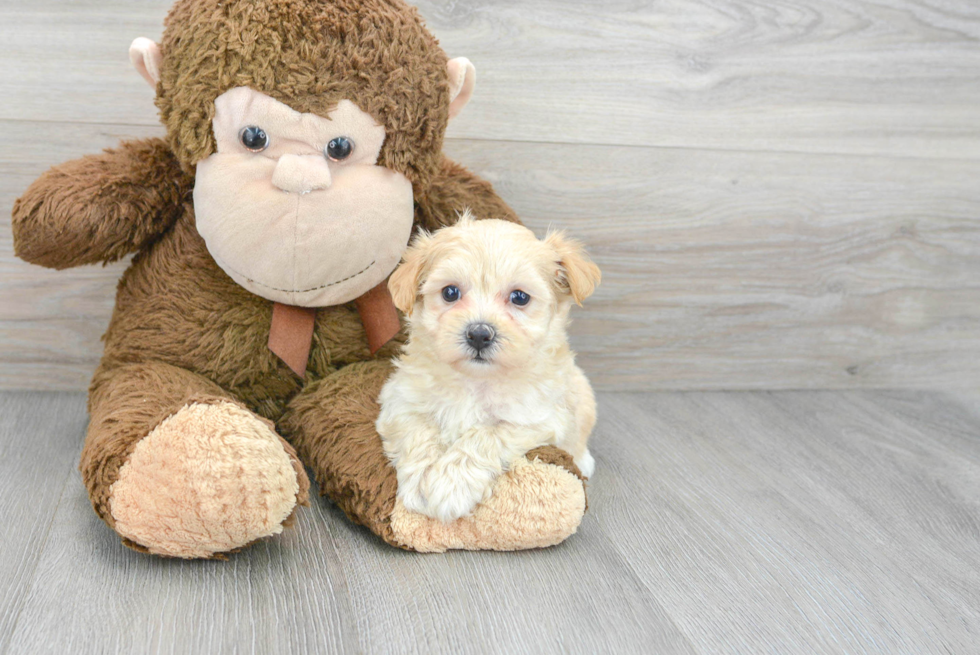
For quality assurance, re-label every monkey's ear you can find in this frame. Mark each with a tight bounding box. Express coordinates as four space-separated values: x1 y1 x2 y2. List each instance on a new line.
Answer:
545 231 602 306
447 57 476 120
129 37 162 88
388 232 434 316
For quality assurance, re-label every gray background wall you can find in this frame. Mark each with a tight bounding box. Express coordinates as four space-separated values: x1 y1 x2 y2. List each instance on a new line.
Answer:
2 0 979 391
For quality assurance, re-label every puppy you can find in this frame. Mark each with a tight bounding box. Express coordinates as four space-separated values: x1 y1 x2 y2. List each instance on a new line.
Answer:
376 212 601 523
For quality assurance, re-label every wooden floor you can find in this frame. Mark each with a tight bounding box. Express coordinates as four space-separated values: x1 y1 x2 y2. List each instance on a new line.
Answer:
1 390 978 654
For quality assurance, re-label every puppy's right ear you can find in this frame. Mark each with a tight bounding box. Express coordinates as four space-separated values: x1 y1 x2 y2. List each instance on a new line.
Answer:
545 231 602 306
388 232 433 316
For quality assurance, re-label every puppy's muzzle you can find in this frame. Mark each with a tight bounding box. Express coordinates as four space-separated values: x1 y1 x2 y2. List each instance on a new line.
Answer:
465 323 496 354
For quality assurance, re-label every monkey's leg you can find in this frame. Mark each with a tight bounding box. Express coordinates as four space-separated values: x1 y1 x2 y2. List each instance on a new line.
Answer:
83 361 310 558
279 361 587 552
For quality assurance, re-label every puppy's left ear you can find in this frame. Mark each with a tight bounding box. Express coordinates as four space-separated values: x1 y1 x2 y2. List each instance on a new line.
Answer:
388 232 433 316
545 231 602 306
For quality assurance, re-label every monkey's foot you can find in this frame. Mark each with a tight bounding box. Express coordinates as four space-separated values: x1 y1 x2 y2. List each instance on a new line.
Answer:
108 401 309 558
389 446 587 553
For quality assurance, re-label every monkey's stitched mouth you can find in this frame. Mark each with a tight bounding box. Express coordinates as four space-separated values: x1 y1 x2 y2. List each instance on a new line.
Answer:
223 259 376 294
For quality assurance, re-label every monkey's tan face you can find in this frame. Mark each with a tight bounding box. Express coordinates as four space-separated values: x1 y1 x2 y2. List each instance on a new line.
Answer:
194 87 415 306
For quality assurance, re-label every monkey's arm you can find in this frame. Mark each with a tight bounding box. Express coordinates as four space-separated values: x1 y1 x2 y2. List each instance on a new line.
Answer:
415 155 520 230
12 138 193 269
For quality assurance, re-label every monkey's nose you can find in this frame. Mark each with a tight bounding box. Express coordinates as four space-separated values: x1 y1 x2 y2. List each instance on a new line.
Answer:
271 155 332 194
465 323 496 353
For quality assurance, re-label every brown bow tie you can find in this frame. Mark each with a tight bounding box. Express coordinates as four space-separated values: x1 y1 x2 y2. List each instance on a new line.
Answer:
267 281 401 378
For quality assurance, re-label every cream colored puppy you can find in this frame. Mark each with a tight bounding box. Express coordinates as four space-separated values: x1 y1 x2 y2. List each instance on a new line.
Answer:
377 213 601 523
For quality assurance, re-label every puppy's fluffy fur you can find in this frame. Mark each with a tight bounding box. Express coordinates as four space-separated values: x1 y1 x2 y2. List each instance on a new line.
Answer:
377 213 601 523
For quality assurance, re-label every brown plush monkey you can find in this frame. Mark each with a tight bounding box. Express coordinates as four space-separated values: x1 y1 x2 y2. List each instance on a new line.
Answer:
12 0 587 558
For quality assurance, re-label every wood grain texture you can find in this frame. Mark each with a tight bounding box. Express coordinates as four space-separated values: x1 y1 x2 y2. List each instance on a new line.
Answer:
433 0 980 160
591 389 980 653
3 0 979 158
2 0 979 391
1 390 978 654
0 392 86 655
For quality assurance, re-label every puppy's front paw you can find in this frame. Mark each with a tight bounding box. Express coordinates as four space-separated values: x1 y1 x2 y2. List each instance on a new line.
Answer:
396 466 476 521
393 445 500 523
424 476 487 523
416 458 496 523
396 468 431 516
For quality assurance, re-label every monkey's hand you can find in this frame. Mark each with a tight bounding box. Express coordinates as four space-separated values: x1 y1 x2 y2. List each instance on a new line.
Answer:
12 138 193 269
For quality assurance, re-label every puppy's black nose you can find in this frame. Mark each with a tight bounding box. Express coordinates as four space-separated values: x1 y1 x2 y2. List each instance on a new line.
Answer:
465 323 496 352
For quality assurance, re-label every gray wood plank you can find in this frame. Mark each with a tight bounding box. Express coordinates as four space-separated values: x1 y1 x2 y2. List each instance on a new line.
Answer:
0 363 98 398
0 0 165 127
591 390 980 654
3 396 693 655
4 123 979 391
0 392 87 655
322 514 693 654
3 1 979 159
434 0 980 159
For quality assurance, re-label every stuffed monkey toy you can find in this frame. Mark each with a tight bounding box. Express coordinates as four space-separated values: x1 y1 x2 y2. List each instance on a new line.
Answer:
12 0 587 558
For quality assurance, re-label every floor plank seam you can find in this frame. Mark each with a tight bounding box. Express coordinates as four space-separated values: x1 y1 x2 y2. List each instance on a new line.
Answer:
446 136 980 164
611 547 703 654
3 116 978 164
580 482 703 655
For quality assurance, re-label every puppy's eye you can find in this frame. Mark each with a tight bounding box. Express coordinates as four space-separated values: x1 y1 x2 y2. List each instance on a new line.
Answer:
325 137 354 161
510 290 530 306
441 285 461 302
239 126 269 152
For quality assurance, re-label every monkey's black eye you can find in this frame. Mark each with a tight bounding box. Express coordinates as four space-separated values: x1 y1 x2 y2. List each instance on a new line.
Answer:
326 137 354 161
442 285 461 302
510 290 530 306
239 126 269 152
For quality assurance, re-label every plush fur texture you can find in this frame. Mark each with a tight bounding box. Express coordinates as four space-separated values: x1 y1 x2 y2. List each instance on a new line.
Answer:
111 401 304 559
378 216 601 523
158 0 451 191
279 361 404 544
12 139 192 268
12 0 587 557
82 360 311 532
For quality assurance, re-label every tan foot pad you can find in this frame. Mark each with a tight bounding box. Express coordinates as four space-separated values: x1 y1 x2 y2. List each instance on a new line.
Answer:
389 455 587 553
109 401 301 558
